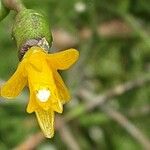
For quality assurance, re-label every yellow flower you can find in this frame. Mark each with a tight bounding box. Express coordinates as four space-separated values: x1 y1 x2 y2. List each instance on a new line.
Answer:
1 46 79 138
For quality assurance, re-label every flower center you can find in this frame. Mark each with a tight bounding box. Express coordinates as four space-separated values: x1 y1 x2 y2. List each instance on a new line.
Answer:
36 89 51 102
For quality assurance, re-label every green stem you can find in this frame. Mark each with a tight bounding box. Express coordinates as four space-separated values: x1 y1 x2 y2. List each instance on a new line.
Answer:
0 0 9 21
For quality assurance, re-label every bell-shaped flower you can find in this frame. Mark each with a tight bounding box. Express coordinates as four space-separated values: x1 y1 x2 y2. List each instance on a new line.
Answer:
1 46 79 138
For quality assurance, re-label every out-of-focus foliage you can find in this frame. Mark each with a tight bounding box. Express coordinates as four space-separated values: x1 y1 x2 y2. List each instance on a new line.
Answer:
0 0 149 150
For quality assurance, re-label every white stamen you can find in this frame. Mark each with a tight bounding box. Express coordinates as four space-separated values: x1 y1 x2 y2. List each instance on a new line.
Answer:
36 89 51 102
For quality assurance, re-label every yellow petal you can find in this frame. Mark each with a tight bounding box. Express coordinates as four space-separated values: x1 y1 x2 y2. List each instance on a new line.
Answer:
24 46 47 72
53 71 71 104
1 62 27 99
51 99 63 113
27 50 46 72
35 108 54 138
26 92 38 113
47 49 79 70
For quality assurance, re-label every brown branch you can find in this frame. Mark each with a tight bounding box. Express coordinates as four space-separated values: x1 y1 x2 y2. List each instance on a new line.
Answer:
2 0 25 12
14 117 80 150
80 75 150 112
14 132 45 150
80 89 150 150
102 106 150 150
56 117 81 150
127 105 150 117
52 20 133 49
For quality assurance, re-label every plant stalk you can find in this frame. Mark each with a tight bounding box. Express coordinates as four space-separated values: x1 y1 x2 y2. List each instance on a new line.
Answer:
2 0 25 12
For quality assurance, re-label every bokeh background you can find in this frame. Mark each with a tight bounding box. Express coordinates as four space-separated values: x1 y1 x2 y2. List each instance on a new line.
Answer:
0 0 150 150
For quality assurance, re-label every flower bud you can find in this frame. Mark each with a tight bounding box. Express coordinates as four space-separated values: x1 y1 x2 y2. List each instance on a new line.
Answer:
12 9 53 59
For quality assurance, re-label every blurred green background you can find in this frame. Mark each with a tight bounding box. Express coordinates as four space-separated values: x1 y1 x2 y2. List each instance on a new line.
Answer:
0 0 150 150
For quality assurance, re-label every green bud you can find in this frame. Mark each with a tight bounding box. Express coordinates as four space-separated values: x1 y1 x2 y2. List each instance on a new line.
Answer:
0 0 10 21
12 9 53 54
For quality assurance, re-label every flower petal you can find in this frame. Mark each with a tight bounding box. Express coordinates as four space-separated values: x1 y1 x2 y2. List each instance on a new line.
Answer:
51 99 63 113
53 71 71 104
35 108 54 138
26 92 38 113
47 49 79 70
27 51 45 72
1 62 27 98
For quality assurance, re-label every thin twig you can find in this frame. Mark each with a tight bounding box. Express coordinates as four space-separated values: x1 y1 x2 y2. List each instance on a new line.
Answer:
80 90 150 150
14 132 45 150
102 106 150 150
52 20 132 49
127 105 150 117
14 117 81 150
2 0 25 12
56 117 81 150
81 75 150 112
66 75 150 121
